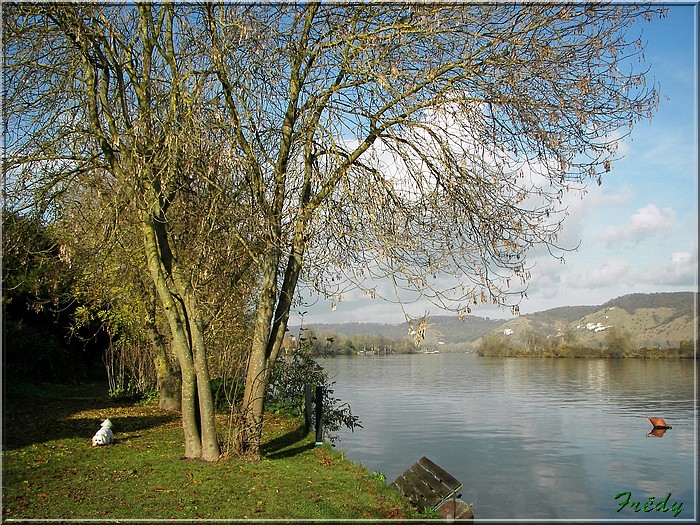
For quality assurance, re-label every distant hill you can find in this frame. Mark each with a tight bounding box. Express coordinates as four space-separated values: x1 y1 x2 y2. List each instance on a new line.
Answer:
602 292 696 318
522 305 599 325
290 316 503 346
294 292 696 353
478 291 696 352
414 315 505 344
288 322 407 340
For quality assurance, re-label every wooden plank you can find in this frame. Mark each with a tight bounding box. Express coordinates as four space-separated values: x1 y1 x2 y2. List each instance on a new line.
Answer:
409 464 453 501
401 468 442 509
393 477 426 509
393 476 433 510
392 476 414 498
418 456 463 493
392 457 464 512
314 386 324 444
403 470 440 507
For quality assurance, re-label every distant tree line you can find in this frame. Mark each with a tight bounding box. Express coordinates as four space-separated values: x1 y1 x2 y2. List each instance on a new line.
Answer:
285 328 419 356
477 328 697 358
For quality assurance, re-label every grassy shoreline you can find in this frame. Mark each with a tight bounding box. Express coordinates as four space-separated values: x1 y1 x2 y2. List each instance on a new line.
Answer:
2 382 421 521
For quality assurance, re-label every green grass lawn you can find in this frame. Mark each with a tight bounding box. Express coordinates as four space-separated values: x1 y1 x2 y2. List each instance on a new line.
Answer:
2 382 421 520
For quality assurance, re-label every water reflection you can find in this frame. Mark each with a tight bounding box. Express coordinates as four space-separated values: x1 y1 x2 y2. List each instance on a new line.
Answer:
647 427 669 438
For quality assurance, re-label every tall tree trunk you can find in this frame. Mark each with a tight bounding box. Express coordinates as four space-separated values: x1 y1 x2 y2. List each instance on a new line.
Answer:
149 330 182 413
240 254 278 456
241 234 307 456
173 336 203 459
141 215 220 460
143 282 183 412
188 296 222 461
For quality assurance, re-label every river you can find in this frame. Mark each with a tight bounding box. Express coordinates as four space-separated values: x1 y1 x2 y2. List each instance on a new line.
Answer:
320 353 696 521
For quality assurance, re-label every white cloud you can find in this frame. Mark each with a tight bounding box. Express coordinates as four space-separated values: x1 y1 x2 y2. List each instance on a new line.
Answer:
636 250 697 287
524 259 565 299
548 184 636 252
601 204 676 246
566 257 631 289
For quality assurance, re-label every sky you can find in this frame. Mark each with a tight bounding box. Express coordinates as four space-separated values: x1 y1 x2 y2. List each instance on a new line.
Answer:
295 4 698 326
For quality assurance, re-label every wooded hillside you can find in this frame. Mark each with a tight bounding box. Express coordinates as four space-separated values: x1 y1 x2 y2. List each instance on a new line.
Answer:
477 292 696 356
295 292 696 356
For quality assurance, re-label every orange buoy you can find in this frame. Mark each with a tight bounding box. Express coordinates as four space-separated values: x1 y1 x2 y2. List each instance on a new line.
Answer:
647 417 672 429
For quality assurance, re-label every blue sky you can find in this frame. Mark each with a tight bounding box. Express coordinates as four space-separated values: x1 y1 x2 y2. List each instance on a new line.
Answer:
297 5 698 325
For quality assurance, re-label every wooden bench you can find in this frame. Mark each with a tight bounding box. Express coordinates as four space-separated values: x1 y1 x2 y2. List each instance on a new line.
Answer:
392 456 463 513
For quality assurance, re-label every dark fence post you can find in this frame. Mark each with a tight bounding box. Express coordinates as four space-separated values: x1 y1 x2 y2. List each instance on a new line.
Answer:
314 385 324 445
304 383 313 435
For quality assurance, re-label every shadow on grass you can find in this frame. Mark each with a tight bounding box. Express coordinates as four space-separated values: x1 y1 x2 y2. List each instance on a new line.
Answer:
2 381 178 450
262 426 316 460
3 414 179 450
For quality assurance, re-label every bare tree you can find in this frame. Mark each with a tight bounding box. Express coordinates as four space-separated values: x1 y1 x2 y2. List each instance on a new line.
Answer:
201 3 664 455
3 4 255 461
5 3 666 459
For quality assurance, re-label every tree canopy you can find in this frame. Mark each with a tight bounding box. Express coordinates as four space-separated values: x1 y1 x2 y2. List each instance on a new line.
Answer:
3 3 665 458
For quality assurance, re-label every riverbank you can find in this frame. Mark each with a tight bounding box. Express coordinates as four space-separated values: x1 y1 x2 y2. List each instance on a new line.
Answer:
476 346 695 358
2 382 421 520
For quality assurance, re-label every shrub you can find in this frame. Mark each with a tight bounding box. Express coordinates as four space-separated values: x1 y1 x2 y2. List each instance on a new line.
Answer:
266 350 362 442
211 376 245 412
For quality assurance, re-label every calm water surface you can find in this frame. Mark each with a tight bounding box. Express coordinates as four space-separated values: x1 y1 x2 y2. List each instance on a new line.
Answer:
321 353 696 521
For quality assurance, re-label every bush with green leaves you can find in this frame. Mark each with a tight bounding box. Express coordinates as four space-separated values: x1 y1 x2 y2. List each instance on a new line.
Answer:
266 350 362 442
211 376 245 412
